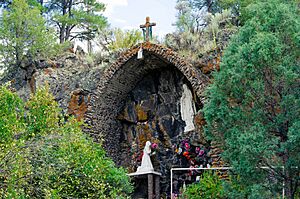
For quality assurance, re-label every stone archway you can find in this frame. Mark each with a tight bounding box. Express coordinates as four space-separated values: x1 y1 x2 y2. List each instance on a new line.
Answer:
91 43 209 162
83 42 215 197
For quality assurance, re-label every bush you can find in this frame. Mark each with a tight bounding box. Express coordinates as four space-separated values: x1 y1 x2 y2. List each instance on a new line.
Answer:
0 83 25 150
27 118 133 198
182 171 225 199
0 85 133 198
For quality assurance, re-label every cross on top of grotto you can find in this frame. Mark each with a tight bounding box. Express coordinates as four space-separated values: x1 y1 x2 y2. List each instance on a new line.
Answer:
140 16 156 42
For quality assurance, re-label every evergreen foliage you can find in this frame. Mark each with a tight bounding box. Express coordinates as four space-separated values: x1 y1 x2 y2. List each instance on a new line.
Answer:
0 0 57 67
0 85 133 198
218 0 253 22
0 0 108 44
45 0 107 43
190 0 222 14
204 0 300 198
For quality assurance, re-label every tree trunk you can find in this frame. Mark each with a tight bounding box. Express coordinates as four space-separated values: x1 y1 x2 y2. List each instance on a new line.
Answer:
284 176 293 199
282 148 295 199
59 26 65 43
206 0 213 13
64 0 73 42
65 26 72 42
15 48 21 67
59 0 68 43
15 26 21 67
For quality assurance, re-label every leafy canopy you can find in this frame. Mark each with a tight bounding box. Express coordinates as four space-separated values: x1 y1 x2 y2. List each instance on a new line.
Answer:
166 0 237 62
0 0 57 67
0 85 133 198
182 171 225 199
204 0 300 198
0 0 108 43
46 0 108 43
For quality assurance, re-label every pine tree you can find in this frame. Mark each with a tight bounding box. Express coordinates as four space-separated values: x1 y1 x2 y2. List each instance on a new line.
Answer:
45 0 107 43
0 0 56 67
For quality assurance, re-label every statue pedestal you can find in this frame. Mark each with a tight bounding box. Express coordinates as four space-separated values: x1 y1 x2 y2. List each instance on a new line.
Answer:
128 171 161 199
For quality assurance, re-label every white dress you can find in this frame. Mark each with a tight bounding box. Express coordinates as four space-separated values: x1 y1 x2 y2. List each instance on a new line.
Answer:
180 84 196 132
137 141 154 173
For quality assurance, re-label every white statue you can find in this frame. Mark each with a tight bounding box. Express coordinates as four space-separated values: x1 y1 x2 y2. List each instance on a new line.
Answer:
180 84 196 132
137 141 154 173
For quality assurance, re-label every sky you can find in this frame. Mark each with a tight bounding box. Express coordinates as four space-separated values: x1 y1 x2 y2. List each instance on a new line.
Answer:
100 0 178 39
0 0 178 54
0 0 177 39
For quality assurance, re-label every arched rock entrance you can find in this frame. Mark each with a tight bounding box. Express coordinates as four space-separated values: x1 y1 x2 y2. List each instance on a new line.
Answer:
92 43 209 162
52 41 230 198
84 43 214 196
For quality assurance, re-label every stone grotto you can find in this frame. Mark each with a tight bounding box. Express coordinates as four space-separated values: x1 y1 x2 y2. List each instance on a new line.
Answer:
1 41 225 198
87 43 225 198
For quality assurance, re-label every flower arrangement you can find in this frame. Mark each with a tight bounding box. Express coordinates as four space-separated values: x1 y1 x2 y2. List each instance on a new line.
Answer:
173 138 211 175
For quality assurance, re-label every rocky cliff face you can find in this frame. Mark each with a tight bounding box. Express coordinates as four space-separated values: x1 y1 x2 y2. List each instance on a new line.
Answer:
1 52 107 119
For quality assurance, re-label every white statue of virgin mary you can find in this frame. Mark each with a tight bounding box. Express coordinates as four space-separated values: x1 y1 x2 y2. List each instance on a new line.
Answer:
180 84 196 132
137 141 154 173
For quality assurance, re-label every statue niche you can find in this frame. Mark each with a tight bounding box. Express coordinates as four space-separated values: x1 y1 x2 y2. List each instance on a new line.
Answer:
117 68 205 197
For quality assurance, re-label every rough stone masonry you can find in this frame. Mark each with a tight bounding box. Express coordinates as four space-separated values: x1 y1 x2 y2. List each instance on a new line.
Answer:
90 42 209 162
86 42 226 196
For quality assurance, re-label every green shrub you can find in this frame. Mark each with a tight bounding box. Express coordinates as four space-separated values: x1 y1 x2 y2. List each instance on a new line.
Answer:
26 118 132 198
25 86 60 138
0 85 31 198
182 171 225 199
0 83 25 149
0 85 133 198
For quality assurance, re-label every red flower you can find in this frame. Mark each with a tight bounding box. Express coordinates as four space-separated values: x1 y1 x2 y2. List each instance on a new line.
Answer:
151 143 158 149
184 143 190 150
199 150 205 156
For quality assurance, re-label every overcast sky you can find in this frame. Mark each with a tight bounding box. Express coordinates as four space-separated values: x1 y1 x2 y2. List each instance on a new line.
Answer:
100 0 177 39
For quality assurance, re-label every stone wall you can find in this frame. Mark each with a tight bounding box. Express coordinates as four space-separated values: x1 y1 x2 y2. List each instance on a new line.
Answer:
92 43 210 164
1 52 107 140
